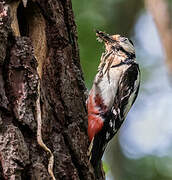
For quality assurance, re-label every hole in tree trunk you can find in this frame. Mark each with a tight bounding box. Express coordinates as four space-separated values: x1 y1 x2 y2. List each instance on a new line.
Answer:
17 3 29 36
10 1 47 77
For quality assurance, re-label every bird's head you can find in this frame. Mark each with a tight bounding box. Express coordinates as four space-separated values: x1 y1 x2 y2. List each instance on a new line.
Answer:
96 30 135 55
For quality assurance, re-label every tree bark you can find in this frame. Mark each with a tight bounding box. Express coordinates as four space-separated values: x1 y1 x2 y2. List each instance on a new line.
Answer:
0 0 105 179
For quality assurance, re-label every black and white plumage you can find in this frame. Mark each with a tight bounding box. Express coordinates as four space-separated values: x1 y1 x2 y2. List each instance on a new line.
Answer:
87 30 140 168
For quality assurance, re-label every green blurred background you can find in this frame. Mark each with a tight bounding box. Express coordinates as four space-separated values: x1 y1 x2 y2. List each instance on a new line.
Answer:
72 0 172 179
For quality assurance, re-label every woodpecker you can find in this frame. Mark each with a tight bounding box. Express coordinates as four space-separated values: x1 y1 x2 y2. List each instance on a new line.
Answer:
87 30 140 168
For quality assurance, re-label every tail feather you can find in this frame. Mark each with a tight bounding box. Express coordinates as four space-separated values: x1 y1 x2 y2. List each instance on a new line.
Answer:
90 131 107 168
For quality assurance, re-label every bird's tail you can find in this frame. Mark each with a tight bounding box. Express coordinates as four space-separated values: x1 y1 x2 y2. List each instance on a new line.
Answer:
88 132 107 168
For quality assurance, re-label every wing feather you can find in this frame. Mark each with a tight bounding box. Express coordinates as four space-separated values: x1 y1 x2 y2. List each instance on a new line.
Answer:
117 62 140 119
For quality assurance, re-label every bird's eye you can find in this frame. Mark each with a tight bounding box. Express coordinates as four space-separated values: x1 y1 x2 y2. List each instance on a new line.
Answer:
120 37 128 43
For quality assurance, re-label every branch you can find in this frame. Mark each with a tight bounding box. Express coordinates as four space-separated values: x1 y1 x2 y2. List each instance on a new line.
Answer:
145 0 172 71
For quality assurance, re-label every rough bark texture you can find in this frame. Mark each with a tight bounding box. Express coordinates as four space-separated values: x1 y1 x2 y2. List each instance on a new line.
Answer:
0 0 105 179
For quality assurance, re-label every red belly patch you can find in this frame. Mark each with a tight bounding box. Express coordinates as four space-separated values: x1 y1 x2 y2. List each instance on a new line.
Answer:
88 114 103 141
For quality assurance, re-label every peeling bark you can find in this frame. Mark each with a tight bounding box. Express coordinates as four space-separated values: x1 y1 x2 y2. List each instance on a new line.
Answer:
0 0 104 179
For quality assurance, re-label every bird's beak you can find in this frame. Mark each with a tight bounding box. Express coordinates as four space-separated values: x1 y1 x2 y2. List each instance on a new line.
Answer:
96 30 116 44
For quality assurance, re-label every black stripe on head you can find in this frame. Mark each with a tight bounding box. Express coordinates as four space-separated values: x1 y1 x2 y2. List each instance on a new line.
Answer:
112 45 136 59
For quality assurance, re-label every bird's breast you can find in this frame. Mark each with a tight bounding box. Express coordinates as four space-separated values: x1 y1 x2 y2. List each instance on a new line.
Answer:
97 63 129 108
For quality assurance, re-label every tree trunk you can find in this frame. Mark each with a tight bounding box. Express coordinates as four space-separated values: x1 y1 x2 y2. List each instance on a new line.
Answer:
0 0 105 179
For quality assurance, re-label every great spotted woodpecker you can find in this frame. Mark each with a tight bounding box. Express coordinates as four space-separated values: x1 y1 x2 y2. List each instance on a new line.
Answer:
87 30 140 168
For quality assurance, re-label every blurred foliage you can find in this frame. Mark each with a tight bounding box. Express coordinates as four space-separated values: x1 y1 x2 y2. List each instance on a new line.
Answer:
103 161 110 174
72 0 172 180
168 0 172 20
106 138 172 180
